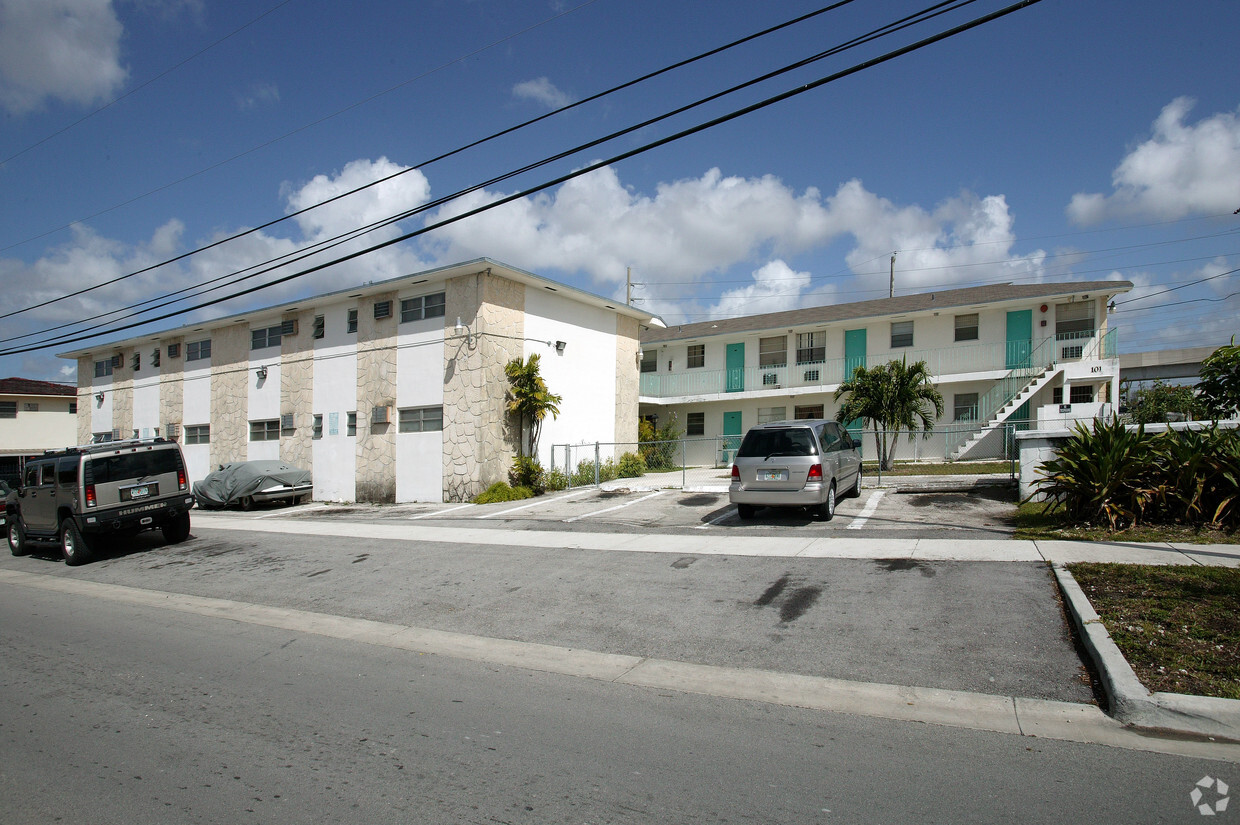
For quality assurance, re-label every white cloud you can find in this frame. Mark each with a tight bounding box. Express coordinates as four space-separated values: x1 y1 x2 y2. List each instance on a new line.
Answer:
1068 98 1240 224
237 81 279 110
0 0 128 115
512 77 573 109
706 260 814 319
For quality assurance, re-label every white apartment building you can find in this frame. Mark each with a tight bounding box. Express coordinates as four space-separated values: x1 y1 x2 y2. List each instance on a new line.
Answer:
63 260 661 503
0 378 79 484
638 280 1133 462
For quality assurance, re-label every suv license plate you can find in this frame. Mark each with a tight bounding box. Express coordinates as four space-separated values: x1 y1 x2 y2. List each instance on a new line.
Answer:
129 485 150 499
759 470 787 482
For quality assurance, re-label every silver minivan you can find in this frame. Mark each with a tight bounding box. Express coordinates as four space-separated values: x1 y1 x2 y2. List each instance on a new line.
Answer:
729 420 863 521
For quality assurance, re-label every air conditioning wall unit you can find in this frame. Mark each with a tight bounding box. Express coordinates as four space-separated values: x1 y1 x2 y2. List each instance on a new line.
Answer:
280 413 295 430
280 318 298 336
167 343 181 358
111 354 123 369
372 405 391 424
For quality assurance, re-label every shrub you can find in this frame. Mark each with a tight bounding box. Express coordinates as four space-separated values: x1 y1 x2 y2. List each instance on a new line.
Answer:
544 469 569 491
639 415 681 471
509 455 545 494
472 482 534 504
617 451 647 478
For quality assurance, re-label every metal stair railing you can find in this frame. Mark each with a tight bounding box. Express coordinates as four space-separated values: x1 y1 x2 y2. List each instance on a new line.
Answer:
946 337 1057 457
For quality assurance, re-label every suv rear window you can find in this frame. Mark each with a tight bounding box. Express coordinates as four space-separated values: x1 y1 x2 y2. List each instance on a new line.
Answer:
87 450 182 484
737 428 818 458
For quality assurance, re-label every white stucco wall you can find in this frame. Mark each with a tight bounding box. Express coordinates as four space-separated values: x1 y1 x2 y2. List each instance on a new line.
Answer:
0 395 78 453
523 288 618 467
247 348 281 462
181 359 213 483
133 368 161 438
395 308 446 502
312 305 358 502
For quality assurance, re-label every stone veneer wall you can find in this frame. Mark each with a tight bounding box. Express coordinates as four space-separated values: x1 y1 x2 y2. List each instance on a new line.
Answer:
77 356 93 445
159 337 184 442
355 293 398 503
112 346 134 438
442 271 523 502
613 315 640 445
281 310 316 472
210 325 249 466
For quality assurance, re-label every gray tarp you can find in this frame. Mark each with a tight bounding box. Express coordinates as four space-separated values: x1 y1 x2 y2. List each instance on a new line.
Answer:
192 460 312 508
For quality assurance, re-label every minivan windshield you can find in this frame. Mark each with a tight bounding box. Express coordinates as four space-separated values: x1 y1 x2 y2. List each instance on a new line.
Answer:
88 450 181 484
737 428 818 458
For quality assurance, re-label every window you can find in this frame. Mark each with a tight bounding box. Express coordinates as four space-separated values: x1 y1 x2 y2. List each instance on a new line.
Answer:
184 425 210 445
93 431 113 443
152 348 160 368
167 342 181 359
687 344 705 369
757 406 786 424
1055 301 1095 337
313 315 325 339
24 403 39 412
249 419 280 441
312 415 323 440
640 349 657 373
251 322 290 350
686 412 705 436
347 308 359 334
890 321 914 348
94 359 113 378
130 352 140 371
954 314 979 342
803 369 820 382
0 401 15 419
954 393 979 421
794 404 824 419
759 336 787 368
796 332 825 364
401 292 446 322
1052 386 1063 405
347 411 357 437
398 406 444 433
57 458 78 486
186 339 211 361
1070 385 1094 404
374 300 392 320
69 402 77 414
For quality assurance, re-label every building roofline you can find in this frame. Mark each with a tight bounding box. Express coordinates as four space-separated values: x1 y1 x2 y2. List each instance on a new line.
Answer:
641 280 1133 344
58 258 664 359
0 377 77 397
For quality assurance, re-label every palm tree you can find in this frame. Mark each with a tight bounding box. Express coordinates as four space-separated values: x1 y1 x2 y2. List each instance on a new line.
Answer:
505 353 562 457
835 357 944 471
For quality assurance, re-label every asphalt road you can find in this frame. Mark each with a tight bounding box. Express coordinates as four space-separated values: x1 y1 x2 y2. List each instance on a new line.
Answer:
0 583 1229 825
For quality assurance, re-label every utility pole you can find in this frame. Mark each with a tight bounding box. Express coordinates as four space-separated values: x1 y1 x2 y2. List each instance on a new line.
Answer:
626 266 632 304
889 252 897 298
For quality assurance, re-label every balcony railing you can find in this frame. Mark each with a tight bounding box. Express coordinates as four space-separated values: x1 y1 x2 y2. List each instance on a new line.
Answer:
639 328 1117 399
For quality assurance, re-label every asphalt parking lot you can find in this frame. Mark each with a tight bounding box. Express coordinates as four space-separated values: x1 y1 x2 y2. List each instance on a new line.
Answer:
275 481 1019 539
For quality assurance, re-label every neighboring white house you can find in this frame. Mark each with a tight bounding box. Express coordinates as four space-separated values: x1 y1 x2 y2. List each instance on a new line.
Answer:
61 259 662 503
637 280 1133 463
0 378 79 484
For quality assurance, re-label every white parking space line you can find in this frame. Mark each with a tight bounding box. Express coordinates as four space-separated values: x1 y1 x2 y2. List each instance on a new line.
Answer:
408 503 476 520
694 508 736 530
563 490 664 523
475 489 592 519
846 490 885 530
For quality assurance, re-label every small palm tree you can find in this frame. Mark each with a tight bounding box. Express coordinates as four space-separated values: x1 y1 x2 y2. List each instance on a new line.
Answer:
835 357 943 471
505 353 563 457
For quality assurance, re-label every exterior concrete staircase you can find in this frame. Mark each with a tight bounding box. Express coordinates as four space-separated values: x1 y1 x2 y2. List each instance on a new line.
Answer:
950 364 1063 460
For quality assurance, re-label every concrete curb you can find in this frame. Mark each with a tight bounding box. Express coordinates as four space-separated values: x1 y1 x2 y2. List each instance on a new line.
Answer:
1052 562 1240 740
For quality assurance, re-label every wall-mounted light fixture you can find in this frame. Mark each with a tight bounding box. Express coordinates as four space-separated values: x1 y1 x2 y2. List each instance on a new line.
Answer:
555 340 566 355
256 366 268 381
95 392 105 404
1108 300 1116 314
453 316 476 348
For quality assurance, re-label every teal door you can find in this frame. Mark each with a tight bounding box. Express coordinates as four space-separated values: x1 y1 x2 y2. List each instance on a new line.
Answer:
726 343 744 392
1006 310 1032 369
843 329 867 448
722 410 743 464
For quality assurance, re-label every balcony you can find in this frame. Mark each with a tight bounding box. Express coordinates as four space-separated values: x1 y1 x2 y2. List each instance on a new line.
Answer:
639 329 1117 400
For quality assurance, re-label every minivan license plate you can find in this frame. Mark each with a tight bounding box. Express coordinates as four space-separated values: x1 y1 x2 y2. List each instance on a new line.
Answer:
759 470 787 482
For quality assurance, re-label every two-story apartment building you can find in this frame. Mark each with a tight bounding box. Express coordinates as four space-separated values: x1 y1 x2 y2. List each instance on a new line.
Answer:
638 280 1133 463
62 259 661 503
0 378 79 484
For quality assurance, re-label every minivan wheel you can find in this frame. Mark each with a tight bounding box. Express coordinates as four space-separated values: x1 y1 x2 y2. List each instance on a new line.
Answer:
737 503 755 520
816 483 836 521
162 511 191 544
61 519 94 566
9 520 28 556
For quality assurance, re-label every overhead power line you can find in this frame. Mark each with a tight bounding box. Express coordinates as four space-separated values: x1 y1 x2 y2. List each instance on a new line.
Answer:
0 0 1046 358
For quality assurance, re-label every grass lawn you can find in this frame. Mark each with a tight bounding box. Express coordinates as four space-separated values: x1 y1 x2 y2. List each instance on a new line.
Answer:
1014 502 1238 544
1068 563 1240 700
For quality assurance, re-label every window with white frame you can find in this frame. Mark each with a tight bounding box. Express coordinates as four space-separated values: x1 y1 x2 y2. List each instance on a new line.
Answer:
398 406 443 433
313 315 325 339
186 339 211 361
686 344 705 369
251 323 289 350
954 314 979 342
401 292 446 322
757 406 786 424
312 415 323 439
347 308 358 334
890 320 913 348
640 349 657 373
1070 385 1094 404
1055 302 1095 336
796 332 825 364
249 419 280 441
347 411 357 437
185 424 210 444
94 359 113 377
953 393 979 421
686 411 705 436
0 401 15 419
759 336 787 367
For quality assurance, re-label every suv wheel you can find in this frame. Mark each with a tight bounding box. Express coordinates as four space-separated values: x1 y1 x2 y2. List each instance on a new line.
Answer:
816 483 836 521
162 511 191 544
60 519 94 566
9 520 28 556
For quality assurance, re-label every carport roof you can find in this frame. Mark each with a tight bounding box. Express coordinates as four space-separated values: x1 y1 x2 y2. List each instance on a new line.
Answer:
641 280 1133 344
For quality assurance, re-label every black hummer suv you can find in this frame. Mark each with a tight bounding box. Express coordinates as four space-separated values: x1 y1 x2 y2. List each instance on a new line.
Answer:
7 438 195 565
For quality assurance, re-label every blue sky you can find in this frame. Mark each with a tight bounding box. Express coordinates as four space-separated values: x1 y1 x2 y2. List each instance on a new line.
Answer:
1 0 1238 383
